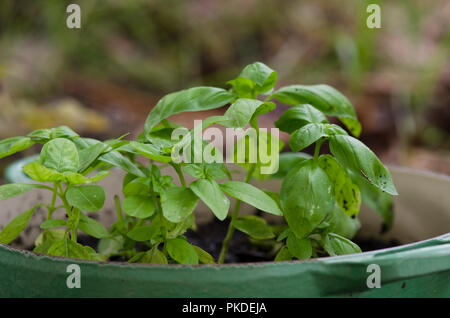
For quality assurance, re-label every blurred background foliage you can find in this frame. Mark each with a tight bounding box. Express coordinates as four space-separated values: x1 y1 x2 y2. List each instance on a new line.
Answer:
0 0 449 173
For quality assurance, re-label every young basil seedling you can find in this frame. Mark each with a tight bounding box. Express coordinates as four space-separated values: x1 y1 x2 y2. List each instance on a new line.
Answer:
0 127 136 260
0 62 398 264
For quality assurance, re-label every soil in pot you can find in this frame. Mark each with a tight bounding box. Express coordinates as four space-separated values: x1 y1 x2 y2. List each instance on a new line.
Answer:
185 217 401 263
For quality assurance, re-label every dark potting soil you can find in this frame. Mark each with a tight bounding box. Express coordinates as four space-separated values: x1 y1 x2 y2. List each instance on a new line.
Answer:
63 217 401 263
185 217 401 263
186 218 275 263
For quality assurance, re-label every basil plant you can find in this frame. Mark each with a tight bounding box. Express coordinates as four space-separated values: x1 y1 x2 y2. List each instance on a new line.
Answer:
0 62 397 264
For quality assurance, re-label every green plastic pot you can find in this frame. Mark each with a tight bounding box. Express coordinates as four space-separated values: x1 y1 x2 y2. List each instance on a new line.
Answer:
1 159 449 297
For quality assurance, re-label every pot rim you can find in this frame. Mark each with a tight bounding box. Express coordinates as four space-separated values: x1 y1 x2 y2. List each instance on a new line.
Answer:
1 232 449 269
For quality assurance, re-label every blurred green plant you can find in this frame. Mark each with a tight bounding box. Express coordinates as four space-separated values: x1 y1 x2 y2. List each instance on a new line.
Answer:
0 0 448 156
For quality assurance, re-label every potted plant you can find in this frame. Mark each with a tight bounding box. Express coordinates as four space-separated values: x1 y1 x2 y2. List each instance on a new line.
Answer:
0 62 449 297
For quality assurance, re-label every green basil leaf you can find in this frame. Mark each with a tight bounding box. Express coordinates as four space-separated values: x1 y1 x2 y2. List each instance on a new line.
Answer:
199 115 229 130
0 204 40 244
64 171 110 185
289 123 328 152
141 247 168 264
78 142 107 172
183 164 205 179
66 185 106 212
122 172 138 189
220 181 283 216
239 62 277 94
103 133 130 149
98 235 124 256
272 84 361 136
152 174 175 194
190 178 230 221
99 150 145 177
71 137 100 151
274 246 293 261
233 215 275 240
23 162 66 182
329 135 398 195
289 123 348 152
165 238 199 265
286 232 312 259
122 195 156 219
329 204 361 239
193 245 215 264
40 138 79 173
277 228 290 242
349 171 394 231
84 170 110 183
115 143 143 156
130 141 172 163
27 126 78 143
161 187 199 223
318 155 361 218
47 236 92 260
272 152 312 179
34 229 66 254
339 117 361 138
227 77 256 98
78 212 108 238
280 159 334 238
146 216 170 242
50 126 79 139
167 214 195 239
0 183 40 200
127 251 146 263
122 177 151 196
253 102 277 125
0 136 35 159
275 104 328 133
144 86 233 135
322 233 361 256
205 163 229 180
27 129 52 142
222 98 270 128
145 126 182 151
40 219 67 229
262 190 282 210
83 245 106 261
127 225 154 242
325 124 349 136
